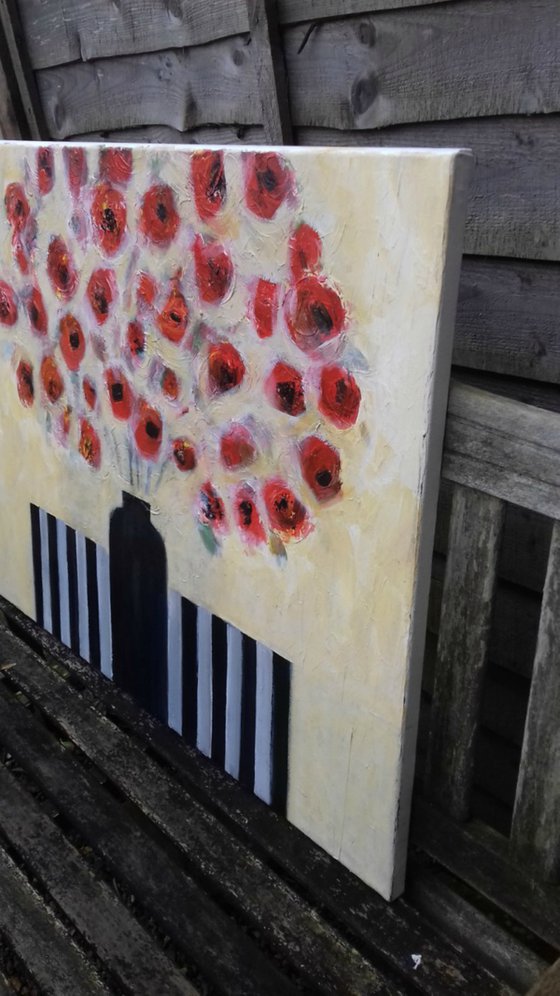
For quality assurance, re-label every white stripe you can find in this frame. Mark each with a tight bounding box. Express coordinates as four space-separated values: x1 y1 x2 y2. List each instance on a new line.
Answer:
38 509 52 633
196 607 212 757
76 533 90 662
56 519 70 647
254 644 274 804
167 590 182 734
96 545 112 679
225 625 243 779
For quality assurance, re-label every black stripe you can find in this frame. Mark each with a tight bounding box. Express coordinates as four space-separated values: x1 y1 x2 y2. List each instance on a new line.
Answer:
66 526 79 654
85 537 100 669
211 615 228 767
29 505 43 628
181 598 198 745
47 514 61 640
239 634 257 793
271 654 291 815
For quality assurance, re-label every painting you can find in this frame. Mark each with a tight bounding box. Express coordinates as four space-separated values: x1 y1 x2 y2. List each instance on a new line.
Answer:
0 140 470 900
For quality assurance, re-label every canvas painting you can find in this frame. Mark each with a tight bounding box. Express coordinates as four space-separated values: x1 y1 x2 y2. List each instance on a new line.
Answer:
0 140 469 899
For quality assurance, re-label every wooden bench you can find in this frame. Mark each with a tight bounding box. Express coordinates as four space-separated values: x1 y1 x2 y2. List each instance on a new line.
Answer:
0 377 558 994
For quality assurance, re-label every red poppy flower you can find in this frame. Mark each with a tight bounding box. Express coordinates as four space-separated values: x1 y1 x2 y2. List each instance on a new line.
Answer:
0 280 17 326
79 419 101 468
192 150 226 221
4 182 30 233
157 284 189 343
47 236 79 300
12 237 28 274
244 152 295 220
91 183 127 256
60 405 72 439
265 361 305 416
161 367 179 401
289 223 322 281
262 479 310 539
299 436 341 502
82 377 97 410
59 314 86 371
198 481 227 531
234 484 266 545
193 234 233 305
127 319 145 359
99 147 132 186
208 342 245 395
16 359 34 407
87 268 116 324
136 271 157 311
134 401 162 459
140 184 179 246
64 147 87 198
172 437 196 472
319 365 361 428
26 286 48 335
284 275 346 353
37 147 54 195
220 424 256 469
40 355 64 403
105 368 133 420
252 278 278 339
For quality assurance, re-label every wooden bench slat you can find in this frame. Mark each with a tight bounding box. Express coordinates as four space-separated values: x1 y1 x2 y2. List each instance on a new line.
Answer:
0 844 109 996
0 762 197 996
0 618 400 996
425 484 504 820
0 682 297 996
510 520 560 880
0 597 512 996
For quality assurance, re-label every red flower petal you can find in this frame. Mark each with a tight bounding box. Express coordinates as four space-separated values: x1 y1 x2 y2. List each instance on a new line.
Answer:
79 419 101 468
99 147 133 186
252 278 278 339
59 314 86 371
64 147 87 198
26 286 48 335
86 268 116 324
47 236 79 300
299 436 342 502
12 236 28 274
40 355 64 403
192 150 226 221
262 479 310 539
193 234 233 304
4 182 30 233
198 481 227 531
208 342 245 395
289 223 322 281
134 401 162 459
319 365 361 428
105 368 133 420
140 184 179 246
136 271 157 311
161 366 180 400
16 359 34 407
126 319 145 359
82 377 97 410
172 437 196 472
265 361 305 416
234 484 266 545
244 152 295 220
284 274 346 353
220 423 256 469
0 280 18 326
157 284 189 343
37 147 54 195
91 183 127 256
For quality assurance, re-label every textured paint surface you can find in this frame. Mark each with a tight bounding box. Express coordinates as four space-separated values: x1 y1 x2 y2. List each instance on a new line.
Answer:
0 141 469 899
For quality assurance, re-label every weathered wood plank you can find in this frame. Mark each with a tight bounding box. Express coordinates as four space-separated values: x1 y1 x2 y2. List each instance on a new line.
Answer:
0 597 511 996
443 383 560 521
425 486 504 820
0 620 402 996
0 685 296 995
510 522 560 881
71 124 266 145
527 958 560 996
0 763 198 996
0 48 20 138
247 0 293 143
0 844 109 996
0 0 47 138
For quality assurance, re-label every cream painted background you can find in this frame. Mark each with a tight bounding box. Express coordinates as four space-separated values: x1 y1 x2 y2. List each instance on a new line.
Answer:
0 142 469 899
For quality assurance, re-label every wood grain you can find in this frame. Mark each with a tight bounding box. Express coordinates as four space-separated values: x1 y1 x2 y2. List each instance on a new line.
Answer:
247 0 293 143
0 51 20 137
527 958 560 996
0 0 46 138
511 522 560 881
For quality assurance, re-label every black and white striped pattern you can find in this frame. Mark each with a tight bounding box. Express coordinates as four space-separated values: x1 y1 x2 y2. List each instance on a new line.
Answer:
30 505 291 815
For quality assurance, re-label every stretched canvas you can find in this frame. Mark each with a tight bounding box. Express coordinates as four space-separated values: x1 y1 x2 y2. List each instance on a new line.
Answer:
0 140 470 899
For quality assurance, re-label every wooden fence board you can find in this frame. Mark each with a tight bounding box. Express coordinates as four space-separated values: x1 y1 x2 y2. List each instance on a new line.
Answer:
247 0 293 143
0 0 47 138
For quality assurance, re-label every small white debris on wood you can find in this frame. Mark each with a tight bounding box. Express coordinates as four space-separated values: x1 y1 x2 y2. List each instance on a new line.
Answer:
411 954 422 970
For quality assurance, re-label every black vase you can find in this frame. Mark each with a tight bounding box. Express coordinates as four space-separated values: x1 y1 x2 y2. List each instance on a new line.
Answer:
109 492 168 723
